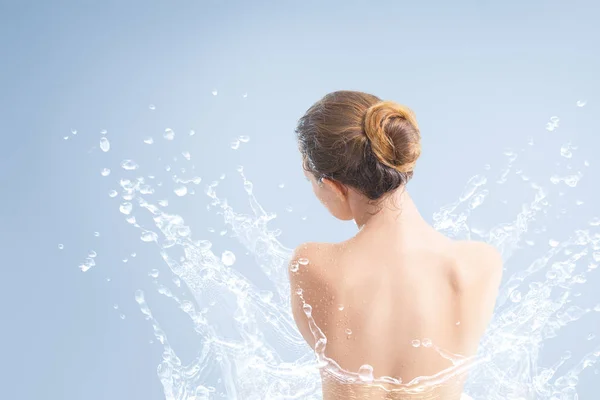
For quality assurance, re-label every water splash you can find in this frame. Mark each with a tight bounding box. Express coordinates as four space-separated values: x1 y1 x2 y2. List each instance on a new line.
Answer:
81 111 599 400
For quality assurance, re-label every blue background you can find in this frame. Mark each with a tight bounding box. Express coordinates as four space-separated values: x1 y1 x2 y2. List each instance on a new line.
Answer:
1 0 599 399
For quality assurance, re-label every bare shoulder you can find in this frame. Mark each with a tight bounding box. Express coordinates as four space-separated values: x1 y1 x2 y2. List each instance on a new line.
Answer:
288 242 337 348
450 240 504 286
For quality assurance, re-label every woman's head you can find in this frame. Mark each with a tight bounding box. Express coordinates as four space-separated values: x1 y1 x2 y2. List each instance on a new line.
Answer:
295 90 421 220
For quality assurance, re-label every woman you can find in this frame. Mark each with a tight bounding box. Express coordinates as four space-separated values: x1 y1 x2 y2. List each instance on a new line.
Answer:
289 91 503 399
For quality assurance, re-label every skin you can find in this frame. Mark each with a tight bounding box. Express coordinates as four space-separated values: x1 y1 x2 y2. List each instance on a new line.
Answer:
288 171 503 399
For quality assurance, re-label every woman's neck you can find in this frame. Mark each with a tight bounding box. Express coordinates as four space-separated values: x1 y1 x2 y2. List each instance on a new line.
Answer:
351 188 426 231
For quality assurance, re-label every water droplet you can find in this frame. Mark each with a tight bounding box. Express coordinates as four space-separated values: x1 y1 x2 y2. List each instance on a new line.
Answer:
278 183 285 189
141 231 158 242
239 135 250 143
289 262 299 272
411 339 421 347
345 328 352 335
189 129 196 136
588 333 595 340
101 168 111 176
119 313 126 320
510 290 522 303
149 104 156 110
221 251 236 266
174 185 188 197
590 217 600 226
456 321 461 325
549 239 560 247
120 160 139 171
119 202 133 215
358 364 374 382
577 100 587 107
242 92 248 98
100 137 110 152
560 142 574 158
182 151 191 160
231 140 240 150
100 129 107 135
63 136 69 140
338 304 344 311
286 206 293 212
94 232 100 237
88 250 97 258
143 137 154 144
58 243 64 250
298 258 309 266
422 338 432 347
295 288 303 295
148 269 159 278
158 199 168 207
212 90 218 96
163 128 175 140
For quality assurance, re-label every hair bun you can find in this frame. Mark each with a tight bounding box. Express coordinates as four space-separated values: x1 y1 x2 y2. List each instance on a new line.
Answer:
363 101 421 173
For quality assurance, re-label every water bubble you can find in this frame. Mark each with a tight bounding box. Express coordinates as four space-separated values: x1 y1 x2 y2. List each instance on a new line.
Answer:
119 202 133 215
100 137 110 152
221 251 236 266
58 243 64 250
411 339 421 347
149 104 156 110
212 90 218 96
149 269 159 278
174 185 188 197
108 190 118 198
144 137 154 144
231 140 240 150
510 290 522 303
141 231 158 242
101 168 111 176
121 160 139 171
163 128 175 141
358 364 374 382
577 100 587 107
239 135 250 143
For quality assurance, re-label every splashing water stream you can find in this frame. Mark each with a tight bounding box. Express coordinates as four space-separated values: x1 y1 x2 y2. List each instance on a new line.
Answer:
77 113 600 399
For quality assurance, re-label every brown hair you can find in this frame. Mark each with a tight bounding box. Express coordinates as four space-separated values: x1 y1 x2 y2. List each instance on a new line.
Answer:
295 90 421 200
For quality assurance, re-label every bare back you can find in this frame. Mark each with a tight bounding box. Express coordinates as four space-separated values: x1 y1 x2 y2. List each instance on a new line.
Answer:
289 228 503 400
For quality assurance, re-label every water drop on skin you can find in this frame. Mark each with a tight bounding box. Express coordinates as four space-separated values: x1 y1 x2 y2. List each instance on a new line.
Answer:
338 304 344 311
221 251 236 266
422 338 432 347
345 328 352 335
411 339 421 348
289 262 299 272
100 137 110 152
298 258 309 266
358 364 374 382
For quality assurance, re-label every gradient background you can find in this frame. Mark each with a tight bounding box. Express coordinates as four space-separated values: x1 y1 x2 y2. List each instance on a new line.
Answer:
1 0 599 399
